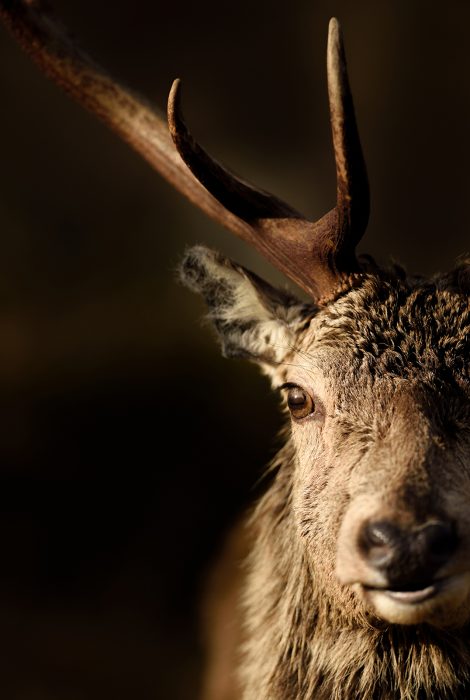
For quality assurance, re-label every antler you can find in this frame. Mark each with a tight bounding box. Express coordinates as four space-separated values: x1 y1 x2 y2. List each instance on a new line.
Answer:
0 2 369 300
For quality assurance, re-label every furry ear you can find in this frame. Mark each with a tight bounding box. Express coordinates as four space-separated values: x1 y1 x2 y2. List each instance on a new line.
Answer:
180 246 313 374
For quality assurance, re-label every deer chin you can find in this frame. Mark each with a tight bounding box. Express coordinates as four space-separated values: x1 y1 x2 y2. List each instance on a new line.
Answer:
353 574 470 626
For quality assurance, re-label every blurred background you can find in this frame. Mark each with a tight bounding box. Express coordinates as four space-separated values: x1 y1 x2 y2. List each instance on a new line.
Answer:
0 1 469 697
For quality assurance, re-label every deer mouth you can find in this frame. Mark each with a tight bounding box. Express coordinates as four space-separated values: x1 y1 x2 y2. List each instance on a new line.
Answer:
359 581 445 625
356 574 470 625
364 583 440 605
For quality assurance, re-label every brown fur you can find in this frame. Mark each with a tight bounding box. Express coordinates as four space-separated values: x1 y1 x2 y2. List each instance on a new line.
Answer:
199 521 248 700
181 249 470 699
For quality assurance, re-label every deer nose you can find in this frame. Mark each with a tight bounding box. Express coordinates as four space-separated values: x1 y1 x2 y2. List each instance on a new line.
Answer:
359 520 458 588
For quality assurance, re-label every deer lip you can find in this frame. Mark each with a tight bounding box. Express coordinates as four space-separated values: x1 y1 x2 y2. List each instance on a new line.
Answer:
382 585 439 604
364 583 441 604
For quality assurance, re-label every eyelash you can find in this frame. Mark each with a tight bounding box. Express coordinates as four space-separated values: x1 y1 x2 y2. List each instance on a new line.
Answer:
279 382 301 392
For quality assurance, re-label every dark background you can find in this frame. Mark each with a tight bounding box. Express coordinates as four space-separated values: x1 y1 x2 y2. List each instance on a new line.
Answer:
0 1 469 698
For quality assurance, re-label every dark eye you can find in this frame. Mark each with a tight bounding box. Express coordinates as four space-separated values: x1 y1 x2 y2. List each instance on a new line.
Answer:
286 386 315 420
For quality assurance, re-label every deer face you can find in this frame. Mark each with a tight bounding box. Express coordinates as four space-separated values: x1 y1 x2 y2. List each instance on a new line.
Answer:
287 271 470 628
182 247 470 629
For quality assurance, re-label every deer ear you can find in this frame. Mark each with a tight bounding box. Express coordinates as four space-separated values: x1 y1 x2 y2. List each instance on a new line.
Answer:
180 246 312 373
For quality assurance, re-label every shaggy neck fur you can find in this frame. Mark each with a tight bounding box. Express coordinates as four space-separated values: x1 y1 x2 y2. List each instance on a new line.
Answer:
240 438 470 700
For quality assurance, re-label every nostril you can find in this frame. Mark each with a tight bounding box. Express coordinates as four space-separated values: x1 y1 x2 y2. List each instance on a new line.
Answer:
361 520 400 549
418 522 458 563
359 520 402 570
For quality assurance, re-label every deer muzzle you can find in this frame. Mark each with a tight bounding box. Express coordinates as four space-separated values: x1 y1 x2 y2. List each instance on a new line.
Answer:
335 499 470 626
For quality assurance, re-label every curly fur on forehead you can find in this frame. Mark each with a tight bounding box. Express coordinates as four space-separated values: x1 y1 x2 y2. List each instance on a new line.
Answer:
311 262 470 381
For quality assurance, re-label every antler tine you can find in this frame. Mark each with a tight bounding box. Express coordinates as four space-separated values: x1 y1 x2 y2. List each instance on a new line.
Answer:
167 79 302 222
0 3 369 301
327 18 370 267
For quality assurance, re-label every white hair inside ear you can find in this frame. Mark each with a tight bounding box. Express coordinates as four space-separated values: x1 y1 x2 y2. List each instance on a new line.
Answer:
180 246 314 380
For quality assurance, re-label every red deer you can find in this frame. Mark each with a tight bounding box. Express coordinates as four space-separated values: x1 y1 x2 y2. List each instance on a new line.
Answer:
1 3 469 699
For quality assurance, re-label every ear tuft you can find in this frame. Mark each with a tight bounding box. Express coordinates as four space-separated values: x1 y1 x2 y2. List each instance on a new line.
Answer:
180 246 238 311
180 246 314 373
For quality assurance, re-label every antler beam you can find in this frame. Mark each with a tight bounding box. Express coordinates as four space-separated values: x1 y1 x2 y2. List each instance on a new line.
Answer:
0 2 369 300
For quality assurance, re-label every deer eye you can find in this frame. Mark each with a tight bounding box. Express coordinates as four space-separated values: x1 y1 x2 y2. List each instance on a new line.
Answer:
284 385 315 420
